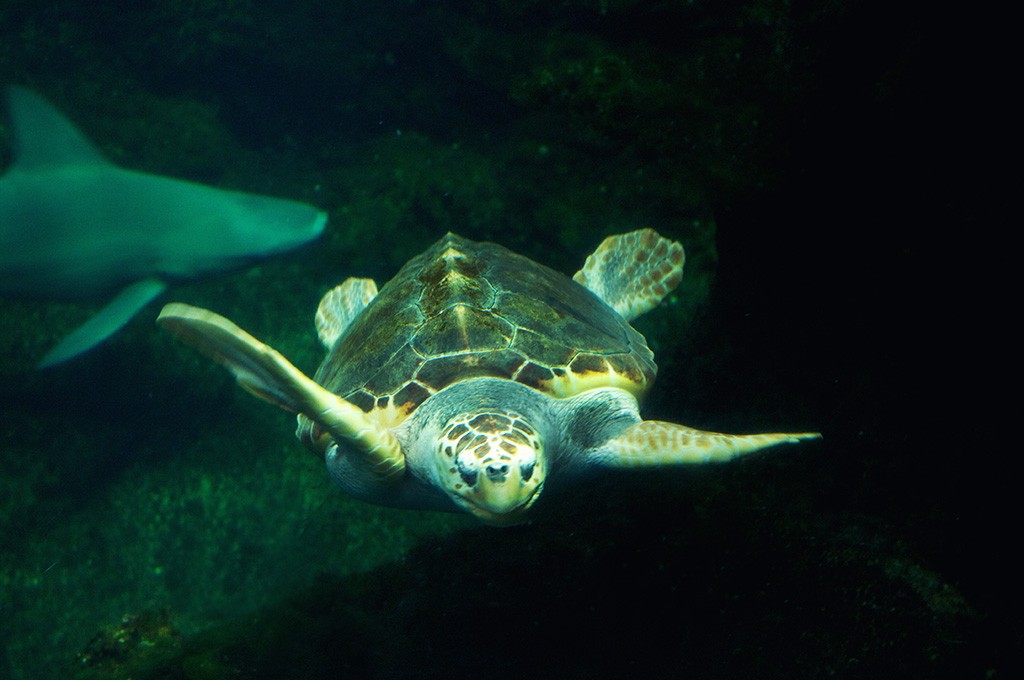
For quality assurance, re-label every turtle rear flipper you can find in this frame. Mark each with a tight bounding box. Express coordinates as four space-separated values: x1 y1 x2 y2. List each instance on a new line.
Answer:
573 229 685 322
315 277 378 350
157 303 404 482
589 420 821 467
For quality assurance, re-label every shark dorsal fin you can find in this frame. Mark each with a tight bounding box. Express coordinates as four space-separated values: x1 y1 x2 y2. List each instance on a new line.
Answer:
6 85 108 169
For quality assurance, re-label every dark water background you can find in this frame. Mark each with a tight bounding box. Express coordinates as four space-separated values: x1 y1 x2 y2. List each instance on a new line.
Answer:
0 2 1009 678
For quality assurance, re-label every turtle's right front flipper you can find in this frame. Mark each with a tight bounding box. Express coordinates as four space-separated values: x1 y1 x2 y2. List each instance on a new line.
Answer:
156 303 405 482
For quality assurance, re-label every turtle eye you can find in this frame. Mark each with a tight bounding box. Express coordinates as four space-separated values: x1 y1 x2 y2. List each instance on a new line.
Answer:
455 455 479 486
459 467 479 486
520 461 535 481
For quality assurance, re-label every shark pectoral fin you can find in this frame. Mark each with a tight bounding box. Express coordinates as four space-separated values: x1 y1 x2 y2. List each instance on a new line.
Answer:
37 278 167 369
591 420 822 467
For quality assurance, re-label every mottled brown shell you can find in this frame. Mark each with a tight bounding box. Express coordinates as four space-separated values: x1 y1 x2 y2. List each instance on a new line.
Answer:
313 233 656 428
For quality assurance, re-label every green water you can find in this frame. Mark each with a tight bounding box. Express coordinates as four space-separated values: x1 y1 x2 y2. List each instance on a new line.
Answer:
1 2 999 678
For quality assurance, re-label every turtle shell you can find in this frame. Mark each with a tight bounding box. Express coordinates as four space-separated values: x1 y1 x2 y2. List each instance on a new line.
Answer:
314 233 657 428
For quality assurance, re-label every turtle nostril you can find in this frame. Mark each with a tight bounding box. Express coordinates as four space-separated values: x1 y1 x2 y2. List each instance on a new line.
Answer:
485 463 509 479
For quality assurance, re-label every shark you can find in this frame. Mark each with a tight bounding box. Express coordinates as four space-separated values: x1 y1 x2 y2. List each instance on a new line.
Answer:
0 85 327 368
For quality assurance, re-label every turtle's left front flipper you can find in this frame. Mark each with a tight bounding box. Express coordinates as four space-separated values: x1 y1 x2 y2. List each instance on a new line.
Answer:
591 420 821 467
156 302 405 482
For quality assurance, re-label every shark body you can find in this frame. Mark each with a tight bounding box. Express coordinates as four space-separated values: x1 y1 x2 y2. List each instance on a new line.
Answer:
0 86 327 367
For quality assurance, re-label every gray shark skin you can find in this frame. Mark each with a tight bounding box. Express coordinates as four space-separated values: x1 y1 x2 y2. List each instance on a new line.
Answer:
0 85 327 368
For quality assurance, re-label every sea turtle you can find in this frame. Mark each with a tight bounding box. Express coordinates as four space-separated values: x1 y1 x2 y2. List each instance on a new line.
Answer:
157 230 819 525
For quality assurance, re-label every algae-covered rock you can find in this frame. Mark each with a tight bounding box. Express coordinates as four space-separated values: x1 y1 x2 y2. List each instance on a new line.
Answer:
72 610 183 680
66 505 980 679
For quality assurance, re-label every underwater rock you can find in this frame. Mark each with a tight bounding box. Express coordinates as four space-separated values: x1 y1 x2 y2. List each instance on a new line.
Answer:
72 610 182 679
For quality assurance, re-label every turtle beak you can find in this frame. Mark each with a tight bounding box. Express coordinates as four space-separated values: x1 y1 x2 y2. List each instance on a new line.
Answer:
461 481 544 526
453 457 545 525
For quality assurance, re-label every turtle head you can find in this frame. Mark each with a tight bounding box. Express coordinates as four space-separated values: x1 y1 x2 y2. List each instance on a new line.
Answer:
436 410 545 525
